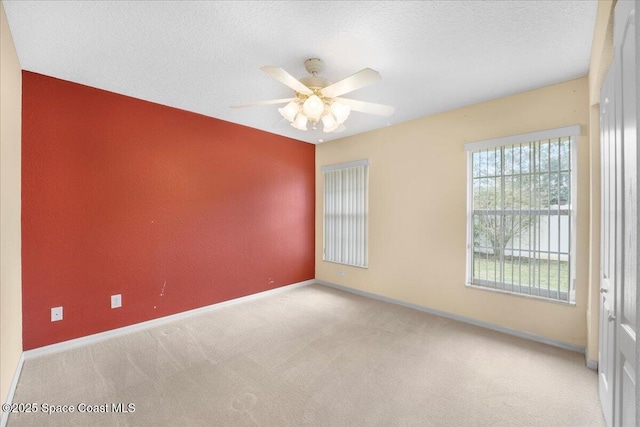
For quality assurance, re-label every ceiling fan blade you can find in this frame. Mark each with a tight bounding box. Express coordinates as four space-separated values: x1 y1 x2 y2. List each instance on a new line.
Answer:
321 68 381 98
335 97 395 117
230 98 296 108
261 66 313 95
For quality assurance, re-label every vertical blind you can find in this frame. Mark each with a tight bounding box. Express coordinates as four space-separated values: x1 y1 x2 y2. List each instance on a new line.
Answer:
322 160 369 268
464 126 579 303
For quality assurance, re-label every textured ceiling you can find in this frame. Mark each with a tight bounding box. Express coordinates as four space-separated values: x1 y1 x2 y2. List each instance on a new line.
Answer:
3 1 598 144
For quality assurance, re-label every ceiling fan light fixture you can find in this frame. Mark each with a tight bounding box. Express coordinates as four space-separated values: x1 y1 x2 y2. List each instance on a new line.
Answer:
321 114 339 133
232 58 394 137
291 113 308 130
278 101 299 122
302 94 324 120
331 101 351 124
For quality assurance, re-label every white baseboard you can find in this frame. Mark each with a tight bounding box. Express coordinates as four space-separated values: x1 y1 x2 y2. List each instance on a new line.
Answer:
316 279 586 355
585 349 598 371
24 279 315 360
1 353 25 427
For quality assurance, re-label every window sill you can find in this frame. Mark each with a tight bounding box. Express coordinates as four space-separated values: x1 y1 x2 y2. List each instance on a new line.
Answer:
465 282 576 306
322 259 368 269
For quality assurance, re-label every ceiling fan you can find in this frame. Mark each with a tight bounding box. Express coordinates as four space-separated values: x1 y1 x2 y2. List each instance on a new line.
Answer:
231 58 395 133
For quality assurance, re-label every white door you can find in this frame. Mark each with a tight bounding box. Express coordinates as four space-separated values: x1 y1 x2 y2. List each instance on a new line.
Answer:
613 1 636 426
599 65 617 427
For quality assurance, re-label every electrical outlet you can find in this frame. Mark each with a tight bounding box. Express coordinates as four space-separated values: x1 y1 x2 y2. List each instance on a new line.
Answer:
51 306 63 322
111 294 122 309
338 270 345 276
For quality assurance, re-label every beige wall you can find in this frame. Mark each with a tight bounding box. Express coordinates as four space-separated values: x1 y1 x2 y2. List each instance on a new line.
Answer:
586 0 616 363
589 1 617 106
316 77 590 347
0 0 23 402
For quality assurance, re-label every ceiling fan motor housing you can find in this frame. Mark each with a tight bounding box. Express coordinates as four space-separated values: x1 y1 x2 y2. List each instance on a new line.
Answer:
301 58 332 91
299 77 332 91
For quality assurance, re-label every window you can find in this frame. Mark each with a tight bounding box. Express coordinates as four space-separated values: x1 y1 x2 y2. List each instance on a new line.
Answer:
465 126 579 303
322 160 368 268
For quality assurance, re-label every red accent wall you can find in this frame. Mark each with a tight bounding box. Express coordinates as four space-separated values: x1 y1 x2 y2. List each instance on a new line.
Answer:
21 71 315 350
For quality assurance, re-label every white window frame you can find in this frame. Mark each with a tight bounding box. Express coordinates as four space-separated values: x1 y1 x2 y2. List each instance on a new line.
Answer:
322 159 369 268
464 125 580 304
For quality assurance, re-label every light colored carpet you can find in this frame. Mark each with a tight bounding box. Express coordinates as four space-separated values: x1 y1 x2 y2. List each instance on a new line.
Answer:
8 284 605 426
